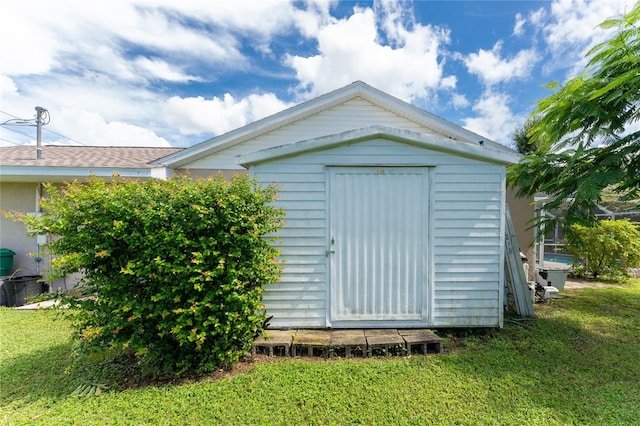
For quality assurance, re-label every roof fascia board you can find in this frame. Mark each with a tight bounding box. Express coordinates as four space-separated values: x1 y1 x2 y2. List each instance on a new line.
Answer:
155 83 369 168
0 166 165 182
353 85 509 152
157 81 513 168
238 125 521 167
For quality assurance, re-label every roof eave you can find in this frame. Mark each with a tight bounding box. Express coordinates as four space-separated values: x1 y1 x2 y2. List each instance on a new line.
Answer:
0 166 169 183
156 83 373 168
157 81 514 169
237 125 522 167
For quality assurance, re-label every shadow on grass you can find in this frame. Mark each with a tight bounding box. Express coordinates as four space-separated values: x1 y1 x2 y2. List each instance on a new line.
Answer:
0 342 76 406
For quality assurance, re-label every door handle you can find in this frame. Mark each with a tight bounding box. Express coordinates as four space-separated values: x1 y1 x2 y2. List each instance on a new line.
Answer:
326 237 335 256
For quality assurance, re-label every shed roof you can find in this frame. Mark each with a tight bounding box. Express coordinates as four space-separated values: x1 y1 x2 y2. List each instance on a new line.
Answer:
156 81 515 168
238 125 521 167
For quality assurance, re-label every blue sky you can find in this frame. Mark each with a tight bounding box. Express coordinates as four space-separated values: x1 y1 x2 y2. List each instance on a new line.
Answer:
0 0 635 148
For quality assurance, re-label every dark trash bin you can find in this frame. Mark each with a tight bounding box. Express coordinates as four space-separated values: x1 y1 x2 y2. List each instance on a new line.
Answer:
3 275 45 307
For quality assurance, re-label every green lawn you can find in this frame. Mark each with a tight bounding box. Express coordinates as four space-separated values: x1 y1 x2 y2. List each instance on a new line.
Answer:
2 280 639 425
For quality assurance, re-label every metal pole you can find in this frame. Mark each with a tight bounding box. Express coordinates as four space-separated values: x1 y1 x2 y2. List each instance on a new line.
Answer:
35 106 45 160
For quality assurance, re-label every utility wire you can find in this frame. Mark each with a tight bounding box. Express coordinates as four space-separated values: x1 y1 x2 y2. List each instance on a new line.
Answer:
0 137 20 145
1 109 89 146
0 125 34 139
42 127 88 146
0 110 37 126
0 110 21 119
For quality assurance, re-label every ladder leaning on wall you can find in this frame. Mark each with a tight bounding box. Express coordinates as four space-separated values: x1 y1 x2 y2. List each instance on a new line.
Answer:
504 206 535 317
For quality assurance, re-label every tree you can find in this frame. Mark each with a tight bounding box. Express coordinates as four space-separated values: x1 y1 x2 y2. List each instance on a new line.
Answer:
565 219 640 280
512 115 542 155
508 3 640 232
11 175 284 377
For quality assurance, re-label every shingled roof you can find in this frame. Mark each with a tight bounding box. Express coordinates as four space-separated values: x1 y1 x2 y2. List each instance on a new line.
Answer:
0 145 183 168
0 145 184 182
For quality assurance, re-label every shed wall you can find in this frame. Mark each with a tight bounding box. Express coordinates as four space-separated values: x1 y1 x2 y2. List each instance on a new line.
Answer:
252 138 504 328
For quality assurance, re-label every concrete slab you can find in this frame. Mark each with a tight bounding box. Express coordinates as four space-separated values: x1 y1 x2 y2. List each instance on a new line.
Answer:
398 329 440 340
330 330 366 358
330 329 366 342
364 329 400 336
399 329 443 354
254 328 443 358
292 329 330 357
14 299 60 310
252 330 295 356
365 332 406 356
293 329 331 345
365 334 405 346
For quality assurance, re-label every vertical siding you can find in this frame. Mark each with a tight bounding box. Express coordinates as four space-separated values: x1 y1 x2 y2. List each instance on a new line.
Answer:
253 138 504 328
329 168 428 322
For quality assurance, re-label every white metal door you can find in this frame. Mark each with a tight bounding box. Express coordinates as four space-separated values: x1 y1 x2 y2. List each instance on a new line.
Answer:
328 167 428 323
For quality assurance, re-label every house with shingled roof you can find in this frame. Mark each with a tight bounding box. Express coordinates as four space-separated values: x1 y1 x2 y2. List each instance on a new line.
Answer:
0 145 183 290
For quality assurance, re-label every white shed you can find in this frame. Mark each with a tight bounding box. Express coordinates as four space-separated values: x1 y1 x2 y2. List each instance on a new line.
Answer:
157 81 526 329
239 126 519 329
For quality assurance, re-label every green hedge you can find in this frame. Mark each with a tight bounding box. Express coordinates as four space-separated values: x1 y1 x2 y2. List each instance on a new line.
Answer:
566 219 640 281
19 174 284 376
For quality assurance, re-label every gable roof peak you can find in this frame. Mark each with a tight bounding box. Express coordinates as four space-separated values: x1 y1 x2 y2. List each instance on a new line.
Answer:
157 81 513 168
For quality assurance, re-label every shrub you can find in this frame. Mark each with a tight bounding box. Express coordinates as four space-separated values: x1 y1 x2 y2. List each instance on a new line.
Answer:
15 174 284 376
565 219 640 280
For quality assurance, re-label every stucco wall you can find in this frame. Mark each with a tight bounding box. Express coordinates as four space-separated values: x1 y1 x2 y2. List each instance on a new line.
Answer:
1 183 79 292
0 182 39 277
506 187 535 280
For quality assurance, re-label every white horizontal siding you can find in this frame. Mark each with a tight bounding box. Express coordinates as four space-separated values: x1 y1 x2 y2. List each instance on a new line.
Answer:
184 98 442 169
257 156 327 328
431 164 504 327
434 282 500 291
254 137 504 328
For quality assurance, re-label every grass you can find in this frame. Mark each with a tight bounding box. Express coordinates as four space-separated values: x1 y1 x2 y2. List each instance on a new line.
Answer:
1 279 639 425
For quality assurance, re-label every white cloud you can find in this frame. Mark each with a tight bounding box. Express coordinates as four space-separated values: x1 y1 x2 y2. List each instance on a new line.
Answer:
513 13 526 36
164 92 293 136
285 3 454 102
134 58 201 83
0 76 18 100
451 93 470 109
10 0 631 151
529 7 547 27
0 0 330 147
462 91 524 145
292 1 335 38
464 41 539 87
0 0 307 81
0 0 465 148
49 108 171 147
538 0 635 75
